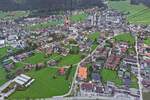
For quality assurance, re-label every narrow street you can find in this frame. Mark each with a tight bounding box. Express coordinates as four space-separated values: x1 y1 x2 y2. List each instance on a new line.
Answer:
135 36 143 100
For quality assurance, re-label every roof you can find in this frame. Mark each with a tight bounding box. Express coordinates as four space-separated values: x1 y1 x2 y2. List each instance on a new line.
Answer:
0 40 5 45
59 68 65 75
81 83 93 91
92 73 100 81
78 67 87 79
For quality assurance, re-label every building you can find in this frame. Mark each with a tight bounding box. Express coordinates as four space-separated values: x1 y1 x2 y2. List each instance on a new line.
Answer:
105 54 121 70
78 67 88 80
13 74 35 87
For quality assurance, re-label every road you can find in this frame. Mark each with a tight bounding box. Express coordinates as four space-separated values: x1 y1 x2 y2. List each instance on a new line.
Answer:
135 36 143 100
60 36 112 97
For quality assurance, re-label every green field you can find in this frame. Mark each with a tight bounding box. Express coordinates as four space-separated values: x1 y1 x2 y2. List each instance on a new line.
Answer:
88 32 100 51
70 13 88 22
0 66 7 86
101 69 123 86
0 47 21 86
0 11 29 20
9 52 80 99
24 52 46 64
144 38 150 46
24 51 81 66
58 54 81 66
113 33 135 45
0 47 8 58
0 47 9 86
26 20 63 31
9 68 71 99
130 74 139 88
109 0 150 24
88 32 100 41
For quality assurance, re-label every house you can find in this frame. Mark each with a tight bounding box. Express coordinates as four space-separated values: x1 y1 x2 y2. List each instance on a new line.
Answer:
80 83 93 92
47 59 57 66
58 68 65 75
0 39 5 47
123 56 137 67
124 77 131 88
78 67 88 80
24 64 36 71
118 70 124 78
91 73 100 82
4 63 14 71
95 86 104 93
105 54 121 70
142 79 150 88
35 63 45 70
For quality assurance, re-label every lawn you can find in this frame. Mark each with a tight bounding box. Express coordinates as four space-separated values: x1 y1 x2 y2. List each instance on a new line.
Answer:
100 69 123 86
23 51 81 66
0 66 7 86
9 68 71 99
70 13 88 22
108 0 150 24
91 44 98 51
26 19 63 31
88 32 100 51
0 11 29 20
130 74 139 89
0 47 8 59
144 38 150 46
0 47 9 86
0 47 21 86
24 52 46 64
113 33 135 45
88 32 100 41
58 54 81 66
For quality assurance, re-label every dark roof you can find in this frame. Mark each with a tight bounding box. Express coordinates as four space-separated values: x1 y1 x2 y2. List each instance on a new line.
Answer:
92 73 100 81
81 83 93 91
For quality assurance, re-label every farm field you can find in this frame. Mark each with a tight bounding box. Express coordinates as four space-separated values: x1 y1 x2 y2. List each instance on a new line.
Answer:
108 0 150 24
9 68 71 99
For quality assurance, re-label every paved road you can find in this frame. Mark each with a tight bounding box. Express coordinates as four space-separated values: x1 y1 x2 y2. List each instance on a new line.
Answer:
60 36 112 97
135 36 143 100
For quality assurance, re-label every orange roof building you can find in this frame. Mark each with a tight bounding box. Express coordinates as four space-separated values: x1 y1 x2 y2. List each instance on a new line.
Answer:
58 68 65 75
78 67 87 80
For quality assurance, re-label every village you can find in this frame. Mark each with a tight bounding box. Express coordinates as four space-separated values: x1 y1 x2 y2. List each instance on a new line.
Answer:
0 0 150 100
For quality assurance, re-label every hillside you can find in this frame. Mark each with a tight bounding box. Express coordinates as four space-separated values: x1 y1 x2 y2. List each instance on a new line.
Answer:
108 0 150 24
0 0 104 11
